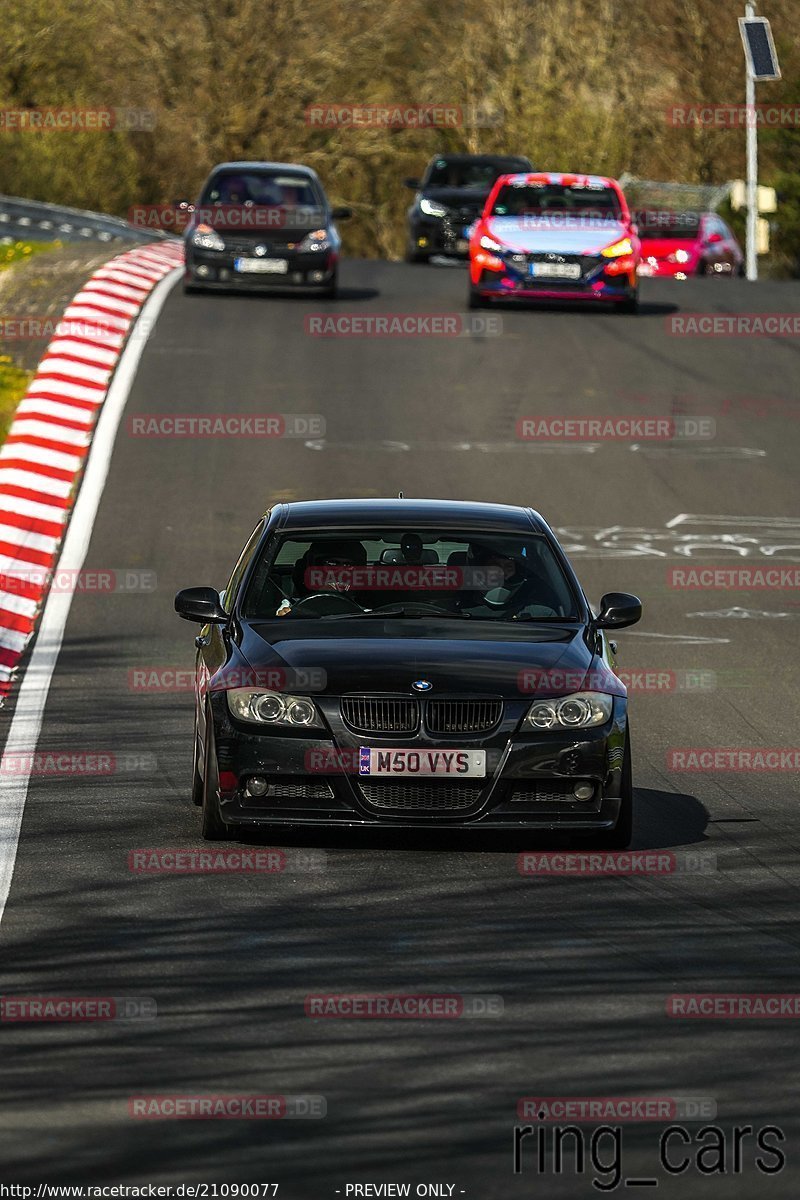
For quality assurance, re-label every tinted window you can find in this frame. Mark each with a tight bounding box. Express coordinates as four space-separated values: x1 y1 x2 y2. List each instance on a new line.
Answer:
222 521 266 613
491 182 622 219
242 529 578 621
201 171 323 208
424 160 528 190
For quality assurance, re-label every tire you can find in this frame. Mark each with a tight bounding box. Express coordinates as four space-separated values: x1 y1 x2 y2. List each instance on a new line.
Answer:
191 704 203 806
319 273 338 299
618 292 639 314
468 287 486 310
594 731 633 849
183 283 201 295
405 244 430 264
696 258 711 277
200 710 230 841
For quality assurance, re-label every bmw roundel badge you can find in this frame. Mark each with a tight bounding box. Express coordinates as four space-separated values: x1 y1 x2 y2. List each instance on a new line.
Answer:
412 679 433 692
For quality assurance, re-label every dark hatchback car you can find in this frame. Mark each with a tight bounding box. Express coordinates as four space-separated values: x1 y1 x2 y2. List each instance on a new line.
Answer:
176 500 641 846
182 161 350 296
405 154 533 261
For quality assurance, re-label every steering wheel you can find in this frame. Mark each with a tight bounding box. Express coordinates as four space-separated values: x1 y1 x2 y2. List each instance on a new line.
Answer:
289 593 364 616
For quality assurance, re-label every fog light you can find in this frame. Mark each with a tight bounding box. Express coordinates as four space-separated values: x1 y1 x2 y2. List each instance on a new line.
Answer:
418 237 428 248
310 270 325 283
219 268 229 280
196 265 210 278
573 783 594 801
246 776 270 797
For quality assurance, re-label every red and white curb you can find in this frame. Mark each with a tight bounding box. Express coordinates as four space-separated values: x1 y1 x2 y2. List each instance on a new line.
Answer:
0 240 184 699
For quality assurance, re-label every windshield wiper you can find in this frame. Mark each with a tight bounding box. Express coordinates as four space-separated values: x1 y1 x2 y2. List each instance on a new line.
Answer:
327 607 470 621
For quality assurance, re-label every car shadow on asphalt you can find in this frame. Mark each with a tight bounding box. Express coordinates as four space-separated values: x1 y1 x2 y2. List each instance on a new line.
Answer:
235 786 708 856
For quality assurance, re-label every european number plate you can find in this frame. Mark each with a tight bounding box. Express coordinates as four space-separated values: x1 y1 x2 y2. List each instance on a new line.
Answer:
234 258 288 274
529 261 581 279
359 748 486 777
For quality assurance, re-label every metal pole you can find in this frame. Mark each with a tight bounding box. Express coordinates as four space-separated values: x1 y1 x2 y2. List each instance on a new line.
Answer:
745 1 758 281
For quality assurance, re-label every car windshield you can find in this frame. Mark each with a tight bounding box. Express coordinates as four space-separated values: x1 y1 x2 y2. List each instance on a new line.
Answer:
201 171 322 209
424 160 524 190
491 182 622 220
241 530 579 622
637 212 702 239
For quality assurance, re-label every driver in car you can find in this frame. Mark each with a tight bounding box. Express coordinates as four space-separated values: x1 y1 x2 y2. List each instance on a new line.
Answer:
464 543 562 616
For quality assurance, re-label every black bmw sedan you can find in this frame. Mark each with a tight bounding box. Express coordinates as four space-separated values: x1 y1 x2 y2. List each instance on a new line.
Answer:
182 161 350 296
176 499 641 845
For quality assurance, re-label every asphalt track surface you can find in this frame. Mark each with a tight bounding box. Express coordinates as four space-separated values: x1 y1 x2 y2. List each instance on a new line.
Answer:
1 260 800 1197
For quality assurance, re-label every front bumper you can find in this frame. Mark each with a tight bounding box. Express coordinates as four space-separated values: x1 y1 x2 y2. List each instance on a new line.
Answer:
207 694 628 831
470 253 638 303
408 217 477 258
185 247 336 290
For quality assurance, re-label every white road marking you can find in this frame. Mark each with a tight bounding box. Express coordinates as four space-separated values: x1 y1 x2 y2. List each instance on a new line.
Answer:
0 265 181 925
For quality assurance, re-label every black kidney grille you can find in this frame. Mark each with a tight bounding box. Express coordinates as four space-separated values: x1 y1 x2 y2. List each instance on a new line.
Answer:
359 780 484 811
425 698 502 734
341 696 418 734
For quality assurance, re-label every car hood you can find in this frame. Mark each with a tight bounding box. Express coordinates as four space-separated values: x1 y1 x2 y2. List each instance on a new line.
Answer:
484 216 630 255
422 188 493 211
237 622 624 698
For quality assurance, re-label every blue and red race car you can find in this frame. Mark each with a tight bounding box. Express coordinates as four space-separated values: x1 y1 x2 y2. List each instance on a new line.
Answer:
468 172 640 312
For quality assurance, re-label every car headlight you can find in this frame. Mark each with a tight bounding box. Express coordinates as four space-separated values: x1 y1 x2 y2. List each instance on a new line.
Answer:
227 688 322 728
525 691 613 730
601 237 634 258
479 235 503 252
297 228 331 252
191 224 225 251
420 198 448 217
669 248 690 263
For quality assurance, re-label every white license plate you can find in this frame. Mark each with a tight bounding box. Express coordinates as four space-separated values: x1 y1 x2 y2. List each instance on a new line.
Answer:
234 257 288 274
359 747 486 777
530 262 581 279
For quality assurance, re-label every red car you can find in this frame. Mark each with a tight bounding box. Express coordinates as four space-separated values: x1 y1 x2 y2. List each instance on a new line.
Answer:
636 211 744 279
468 172 640 312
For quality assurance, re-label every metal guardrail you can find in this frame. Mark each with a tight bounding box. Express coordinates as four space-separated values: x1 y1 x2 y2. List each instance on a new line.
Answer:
619 175 733 212
0 193 177 245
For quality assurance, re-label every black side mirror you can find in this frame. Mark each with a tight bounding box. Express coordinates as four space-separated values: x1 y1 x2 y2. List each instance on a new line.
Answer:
595 592 642 630
331 205 352 220
175 587 228 624
404 177 421 189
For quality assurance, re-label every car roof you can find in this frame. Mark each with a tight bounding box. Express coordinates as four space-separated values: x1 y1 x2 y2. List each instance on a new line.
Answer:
501 171 619 188
206 161 320 179
427 153 532 165
269 498 547 533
